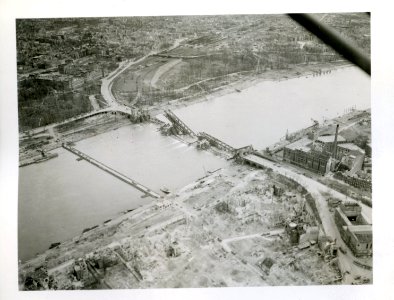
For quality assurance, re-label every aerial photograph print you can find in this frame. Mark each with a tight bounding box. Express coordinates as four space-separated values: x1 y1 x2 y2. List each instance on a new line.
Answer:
16 13 372 290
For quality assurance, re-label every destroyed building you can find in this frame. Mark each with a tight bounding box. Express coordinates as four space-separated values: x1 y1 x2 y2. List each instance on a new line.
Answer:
314 134 346 153
283 124 367 177
318 235 338 260
336 143 366 173
283 137 331 174
334 202 372 257
285 222 301 245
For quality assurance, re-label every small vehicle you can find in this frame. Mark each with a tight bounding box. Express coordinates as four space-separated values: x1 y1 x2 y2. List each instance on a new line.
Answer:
160 186 171 194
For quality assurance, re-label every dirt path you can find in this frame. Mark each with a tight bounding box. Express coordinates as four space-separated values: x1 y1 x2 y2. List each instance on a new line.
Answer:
88 95 100 110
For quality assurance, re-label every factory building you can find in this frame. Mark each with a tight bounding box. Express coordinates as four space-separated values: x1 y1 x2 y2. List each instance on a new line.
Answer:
282 137 331 174
283 124 366 176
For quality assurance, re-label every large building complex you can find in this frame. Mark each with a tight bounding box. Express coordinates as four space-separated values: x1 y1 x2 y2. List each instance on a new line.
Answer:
283 124 368 181
283 137 331 174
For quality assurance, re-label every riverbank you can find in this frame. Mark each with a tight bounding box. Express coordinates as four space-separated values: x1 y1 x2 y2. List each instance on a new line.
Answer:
19 114 133 167
145 61 353 117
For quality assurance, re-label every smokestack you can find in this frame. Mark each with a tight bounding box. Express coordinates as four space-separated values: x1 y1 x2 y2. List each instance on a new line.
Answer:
332 124 339 159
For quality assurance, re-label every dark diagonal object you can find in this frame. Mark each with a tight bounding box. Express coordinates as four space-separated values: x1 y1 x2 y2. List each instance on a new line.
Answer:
288 13 371 75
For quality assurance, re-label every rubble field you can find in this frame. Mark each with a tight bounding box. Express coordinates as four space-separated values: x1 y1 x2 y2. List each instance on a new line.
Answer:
19 164 342 289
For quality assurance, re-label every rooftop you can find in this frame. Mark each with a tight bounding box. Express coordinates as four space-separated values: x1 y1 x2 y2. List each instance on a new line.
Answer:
285 137 312 151
338 143 365 153
347 224 372 233
316 135 346 143
342 201 361 208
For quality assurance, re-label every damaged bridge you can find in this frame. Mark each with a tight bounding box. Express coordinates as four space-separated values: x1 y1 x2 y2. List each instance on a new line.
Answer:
198 132 236 153
162 109 254 157
62 144 161 199
163 110 197 137
198 132 254 156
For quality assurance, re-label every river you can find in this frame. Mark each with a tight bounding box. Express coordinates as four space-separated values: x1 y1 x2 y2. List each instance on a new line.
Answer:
18 124 230 261
174 66 370 149
18 66 370 262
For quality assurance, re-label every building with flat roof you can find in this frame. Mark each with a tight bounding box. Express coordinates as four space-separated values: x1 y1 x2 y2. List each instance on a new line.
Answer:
314 134 346 153
283 124 368 178
283 137 331 175
334 202 372 257
337 143 365 158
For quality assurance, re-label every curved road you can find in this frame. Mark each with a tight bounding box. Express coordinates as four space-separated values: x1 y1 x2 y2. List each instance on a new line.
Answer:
101 38 186 109
21 38 187 138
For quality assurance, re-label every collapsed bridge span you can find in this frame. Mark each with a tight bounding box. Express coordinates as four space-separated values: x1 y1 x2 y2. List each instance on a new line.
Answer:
163 110 197 137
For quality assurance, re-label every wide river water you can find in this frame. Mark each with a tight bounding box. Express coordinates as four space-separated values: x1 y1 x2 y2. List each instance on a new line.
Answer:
18 66 370 261
174 66 370 149
18 124 230 261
